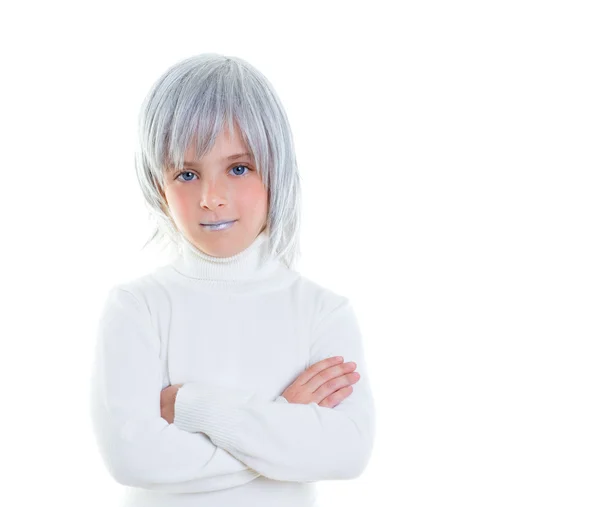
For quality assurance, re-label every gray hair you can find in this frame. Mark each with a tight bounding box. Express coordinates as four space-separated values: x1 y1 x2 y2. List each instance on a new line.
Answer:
134 53 302 270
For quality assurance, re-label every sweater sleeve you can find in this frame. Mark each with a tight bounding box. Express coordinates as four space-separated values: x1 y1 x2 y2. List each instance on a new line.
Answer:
173 297 376 482
89 287 264 493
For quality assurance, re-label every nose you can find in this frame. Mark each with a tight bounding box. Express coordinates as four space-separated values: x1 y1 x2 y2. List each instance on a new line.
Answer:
199 178 228 210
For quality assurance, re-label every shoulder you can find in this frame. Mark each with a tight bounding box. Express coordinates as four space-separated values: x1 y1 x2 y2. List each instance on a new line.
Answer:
294 276 364 363
291 273 351 327
103 267 173 315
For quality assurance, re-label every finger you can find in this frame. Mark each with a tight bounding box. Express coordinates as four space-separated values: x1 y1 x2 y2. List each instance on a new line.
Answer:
295 356 344 386
313 371 359 400
305 361 357 393
320 385 353 408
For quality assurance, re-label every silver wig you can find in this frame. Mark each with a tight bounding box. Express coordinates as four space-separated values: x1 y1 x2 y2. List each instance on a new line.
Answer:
134 53 302 270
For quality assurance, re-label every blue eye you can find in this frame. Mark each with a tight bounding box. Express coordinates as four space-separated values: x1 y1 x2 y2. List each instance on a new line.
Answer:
175 171 195 182
230 164 250 177
176 165 251 182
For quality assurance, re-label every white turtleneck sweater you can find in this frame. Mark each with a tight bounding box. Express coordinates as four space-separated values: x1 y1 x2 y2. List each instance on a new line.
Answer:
89 230 376 507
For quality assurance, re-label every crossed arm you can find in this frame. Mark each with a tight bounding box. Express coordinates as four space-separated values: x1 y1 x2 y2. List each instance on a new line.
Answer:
89 287 375 492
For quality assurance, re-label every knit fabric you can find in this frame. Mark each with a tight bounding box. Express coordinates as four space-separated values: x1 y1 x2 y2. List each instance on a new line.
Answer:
89 230 376 507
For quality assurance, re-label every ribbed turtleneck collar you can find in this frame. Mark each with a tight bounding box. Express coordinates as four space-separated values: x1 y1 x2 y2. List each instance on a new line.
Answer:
169 230 282 282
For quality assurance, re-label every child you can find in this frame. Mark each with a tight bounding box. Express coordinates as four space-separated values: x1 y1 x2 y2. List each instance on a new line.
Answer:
89 52 376 507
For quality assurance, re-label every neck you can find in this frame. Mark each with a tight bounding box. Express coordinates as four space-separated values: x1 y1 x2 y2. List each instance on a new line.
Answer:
170 230 282 282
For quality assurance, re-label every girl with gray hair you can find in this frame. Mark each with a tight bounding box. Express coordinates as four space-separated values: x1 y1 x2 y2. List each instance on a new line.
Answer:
135 52 300 268
89 52 376 507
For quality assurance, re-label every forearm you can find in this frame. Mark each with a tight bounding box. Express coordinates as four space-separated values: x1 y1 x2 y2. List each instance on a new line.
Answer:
174 374 375 482
173 297 376 483
90 287 261 492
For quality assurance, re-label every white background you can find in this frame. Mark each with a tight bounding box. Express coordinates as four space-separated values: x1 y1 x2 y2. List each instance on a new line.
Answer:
1 1 598 506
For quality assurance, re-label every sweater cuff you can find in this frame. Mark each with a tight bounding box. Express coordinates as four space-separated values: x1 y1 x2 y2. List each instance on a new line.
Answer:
173 383 256 447
275 395 289 403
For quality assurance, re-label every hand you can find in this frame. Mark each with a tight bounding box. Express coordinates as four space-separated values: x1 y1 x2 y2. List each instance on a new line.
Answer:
160 383 184 424
281 356 360 408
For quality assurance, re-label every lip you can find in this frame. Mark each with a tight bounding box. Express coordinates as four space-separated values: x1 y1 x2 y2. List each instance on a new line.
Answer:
201 220 237 226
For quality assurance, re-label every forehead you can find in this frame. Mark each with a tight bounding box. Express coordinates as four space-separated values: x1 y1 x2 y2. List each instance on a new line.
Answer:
184 124 250 161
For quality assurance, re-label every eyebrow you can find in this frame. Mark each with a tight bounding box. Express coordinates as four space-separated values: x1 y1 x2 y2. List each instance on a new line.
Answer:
183 152 253 167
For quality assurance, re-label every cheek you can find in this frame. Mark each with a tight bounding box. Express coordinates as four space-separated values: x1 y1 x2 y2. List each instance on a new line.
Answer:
240 182 268 212
166 188 195 219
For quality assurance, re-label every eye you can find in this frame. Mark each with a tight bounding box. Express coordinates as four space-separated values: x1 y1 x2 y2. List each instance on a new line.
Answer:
175 165 252 182
175 171 197 182
229 164 251 177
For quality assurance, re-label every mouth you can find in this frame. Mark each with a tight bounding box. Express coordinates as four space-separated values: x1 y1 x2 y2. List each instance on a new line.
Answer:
200 220 237 231
201 220 237 226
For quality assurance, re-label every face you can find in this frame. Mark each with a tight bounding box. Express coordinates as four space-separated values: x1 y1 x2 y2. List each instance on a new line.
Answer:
161 125 268 258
